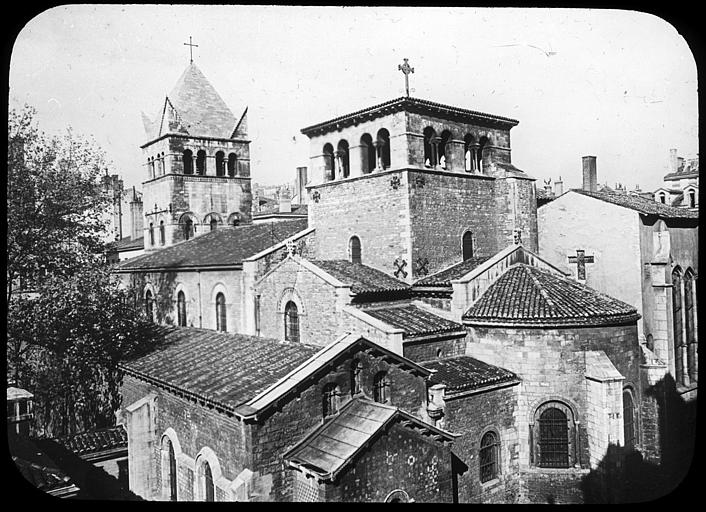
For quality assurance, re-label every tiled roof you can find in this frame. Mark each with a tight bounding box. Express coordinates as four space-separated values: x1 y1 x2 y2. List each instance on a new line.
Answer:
424 356 519 394
165 63 238 139
571 190 698 219
301 96 518 136
253 204 308 218
463 264 640 327
54 426 127 456
361 304 465 338
115 219 308 271
120 326 320 412
414 256 493 287
311 260 409 294
285 398 455 480
107 236 144 252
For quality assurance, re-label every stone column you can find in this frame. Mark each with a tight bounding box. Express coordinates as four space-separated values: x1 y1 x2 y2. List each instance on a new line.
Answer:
373 140 383 171
348 145 363 177
334 150 344 179
431 137 441 169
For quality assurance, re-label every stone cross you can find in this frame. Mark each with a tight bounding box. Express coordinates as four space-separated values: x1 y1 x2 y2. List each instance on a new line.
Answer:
184 36 199 64
568 249 594 280
398 58 414 97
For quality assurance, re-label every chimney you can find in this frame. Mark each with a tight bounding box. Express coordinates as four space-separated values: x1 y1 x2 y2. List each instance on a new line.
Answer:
677 156 685 171
554 176 564 196
669 148 678 173
295 167 308 204
279 187 292 213
582 156 597 192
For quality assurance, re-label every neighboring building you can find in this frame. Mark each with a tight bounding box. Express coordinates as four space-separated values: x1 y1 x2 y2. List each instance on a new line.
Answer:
102 178 144 244
653 148 699 210
7 386 34 436
252 186 308 224
105 235 145 264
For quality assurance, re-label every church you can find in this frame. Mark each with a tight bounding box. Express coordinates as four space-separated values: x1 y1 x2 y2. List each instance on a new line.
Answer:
114 56 695 502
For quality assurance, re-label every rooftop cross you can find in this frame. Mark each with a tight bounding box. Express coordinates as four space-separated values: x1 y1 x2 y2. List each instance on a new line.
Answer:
398 58 414 97
568 249 594 281
183 36 199 64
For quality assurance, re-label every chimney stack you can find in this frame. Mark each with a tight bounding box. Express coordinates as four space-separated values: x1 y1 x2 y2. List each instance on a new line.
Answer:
669 148 678 173
554 176 564 196
582 156 597 192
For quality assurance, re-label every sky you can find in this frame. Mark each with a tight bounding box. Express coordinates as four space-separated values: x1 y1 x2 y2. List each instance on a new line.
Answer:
9 5 699 193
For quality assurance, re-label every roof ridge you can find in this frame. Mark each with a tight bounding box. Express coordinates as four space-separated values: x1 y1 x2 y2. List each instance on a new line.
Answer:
522 264 556 312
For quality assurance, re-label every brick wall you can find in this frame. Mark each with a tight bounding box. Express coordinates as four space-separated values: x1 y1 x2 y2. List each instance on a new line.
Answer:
324 423 454 503
250 348 428 501
443 385 521 503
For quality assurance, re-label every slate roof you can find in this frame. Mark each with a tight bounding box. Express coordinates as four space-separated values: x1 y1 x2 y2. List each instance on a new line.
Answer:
424 356 519 394
414 256 493 287
301 96 518 137
571 189 698 219
285 398 455 480
165 63 238 139
312 260 410 294
120 326 320 412
54 426 127 456
463 264 641 327
115 219 308 271
361 304 465 339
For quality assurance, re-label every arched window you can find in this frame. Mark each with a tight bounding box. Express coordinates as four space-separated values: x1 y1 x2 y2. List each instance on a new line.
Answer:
227 213 240 227
284 301 300 343
159 152 165 175
536 405 570 468
350 359 363 396
215 151 225 176
196 150 207 175
477 136 489 173
227 153 237 177
177 291 187 327
145 290 154 321
323 143 335 182
464 134 476 172
622 388 637 450
337 140 350 178
439 130 452 169
672 267 684 385
322 383 340 418
688 190 696 208
684 269 697 383
182 217 194 241
203 461 214 502
149 223 154 246
210 218 218 231
423 127 437 167
658 193 666 204
462 231 474 261
215 292 227 332
163 438 177 501
373 372 390 404
349 236 362 264
377 128 391 170
148 157 154 179
479 431 500 483
360 134 375 174
183 150 194 175
159 221 165 245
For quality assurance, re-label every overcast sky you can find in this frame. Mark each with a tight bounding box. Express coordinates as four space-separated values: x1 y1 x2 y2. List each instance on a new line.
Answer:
9 5 698 192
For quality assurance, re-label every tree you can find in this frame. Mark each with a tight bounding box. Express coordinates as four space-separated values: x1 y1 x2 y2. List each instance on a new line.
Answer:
7 105 159 438
7 104 111 304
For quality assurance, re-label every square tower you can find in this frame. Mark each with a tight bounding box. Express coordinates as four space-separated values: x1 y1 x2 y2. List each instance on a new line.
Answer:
140 64 252 252
301 97 538 282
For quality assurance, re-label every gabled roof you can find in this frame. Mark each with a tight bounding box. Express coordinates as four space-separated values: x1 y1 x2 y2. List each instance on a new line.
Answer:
570 189 698 219
301 96 519 137
115 219 308 271
119 326 320 414
285 398 456 481
361 304 465 339
463 263 640 328
414 255 493 288
311 260 410 295
423 356 519 395
242 333 431 418
107 236 145 252
54 426 127 457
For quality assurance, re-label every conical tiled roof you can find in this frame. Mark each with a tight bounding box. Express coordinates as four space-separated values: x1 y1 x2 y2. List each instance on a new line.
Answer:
463 263 640 327
144 63 240 141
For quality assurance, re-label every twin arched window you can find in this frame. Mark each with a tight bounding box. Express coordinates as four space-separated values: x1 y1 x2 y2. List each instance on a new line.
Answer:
177 291 187 327
349 236 362 264
479 431 500 483
215 293 227 332
284 301 300 343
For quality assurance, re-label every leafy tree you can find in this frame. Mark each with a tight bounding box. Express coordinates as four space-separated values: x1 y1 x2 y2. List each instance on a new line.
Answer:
7 105 160 438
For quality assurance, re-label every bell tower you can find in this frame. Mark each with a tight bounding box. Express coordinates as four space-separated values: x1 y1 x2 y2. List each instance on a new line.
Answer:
140 59 252 252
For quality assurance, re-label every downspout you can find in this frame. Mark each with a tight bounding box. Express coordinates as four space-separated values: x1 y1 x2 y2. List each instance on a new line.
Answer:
198 270 203 328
